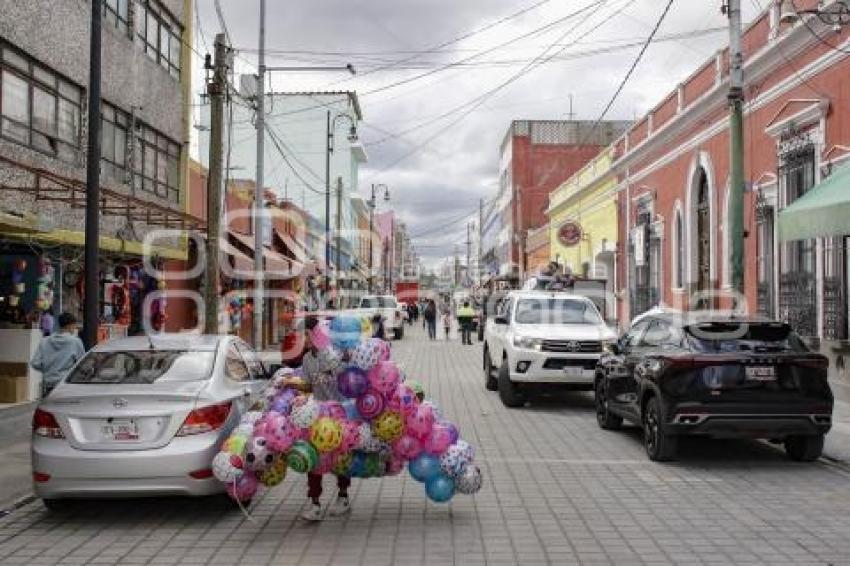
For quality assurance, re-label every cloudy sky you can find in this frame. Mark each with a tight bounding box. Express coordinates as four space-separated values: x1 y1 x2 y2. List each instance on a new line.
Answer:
192 0 764 269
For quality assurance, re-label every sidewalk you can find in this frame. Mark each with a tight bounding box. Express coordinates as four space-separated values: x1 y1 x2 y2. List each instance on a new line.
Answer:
0 402 34 510
824 397 850 464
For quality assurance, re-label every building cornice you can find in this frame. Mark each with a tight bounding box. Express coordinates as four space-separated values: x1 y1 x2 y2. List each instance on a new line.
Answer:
612 15 837 175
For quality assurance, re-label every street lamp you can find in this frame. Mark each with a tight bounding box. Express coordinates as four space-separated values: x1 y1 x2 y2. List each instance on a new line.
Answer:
780 0 850 31
368 183 390 293
326 111 358 303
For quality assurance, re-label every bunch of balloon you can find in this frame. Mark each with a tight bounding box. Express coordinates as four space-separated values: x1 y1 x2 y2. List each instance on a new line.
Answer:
211 316 483 505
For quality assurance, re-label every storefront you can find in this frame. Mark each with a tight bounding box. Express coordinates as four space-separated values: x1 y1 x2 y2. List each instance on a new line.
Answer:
548 147 619 300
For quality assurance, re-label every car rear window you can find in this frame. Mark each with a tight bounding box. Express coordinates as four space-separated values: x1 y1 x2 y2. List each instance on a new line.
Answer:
67 350 216 384
686 322 808 353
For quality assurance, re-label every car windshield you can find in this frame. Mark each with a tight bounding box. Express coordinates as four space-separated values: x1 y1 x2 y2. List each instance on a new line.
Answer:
686 322 808 353
67 350 216 384
514 298 603 325
361 297 397 308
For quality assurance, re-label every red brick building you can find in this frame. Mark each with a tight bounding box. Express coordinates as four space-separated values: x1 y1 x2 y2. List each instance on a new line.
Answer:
481 120 629 277
612 1 850 367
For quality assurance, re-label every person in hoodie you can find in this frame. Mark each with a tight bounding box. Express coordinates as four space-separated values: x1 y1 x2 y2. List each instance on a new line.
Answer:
30 312 86 397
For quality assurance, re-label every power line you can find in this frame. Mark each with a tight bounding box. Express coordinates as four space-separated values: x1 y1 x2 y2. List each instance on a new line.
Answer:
580 0 675 145
366 0 634 178
328 0 557 84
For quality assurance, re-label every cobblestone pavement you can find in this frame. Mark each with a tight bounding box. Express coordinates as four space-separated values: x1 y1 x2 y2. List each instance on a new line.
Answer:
2 326 850 565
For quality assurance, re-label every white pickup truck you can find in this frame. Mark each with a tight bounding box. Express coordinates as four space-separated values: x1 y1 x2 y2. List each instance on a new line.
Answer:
338 295 406 340
482 290 616 407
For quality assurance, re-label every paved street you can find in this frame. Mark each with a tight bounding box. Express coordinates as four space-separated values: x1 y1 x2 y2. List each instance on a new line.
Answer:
2 326 850 565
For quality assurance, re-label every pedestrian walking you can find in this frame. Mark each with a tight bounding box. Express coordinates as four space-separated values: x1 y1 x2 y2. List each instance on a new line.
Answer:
442 310 451 340
456 301 475 345
372 313 387 341
30 312 85 397
423 299 437 340
287 317 352 521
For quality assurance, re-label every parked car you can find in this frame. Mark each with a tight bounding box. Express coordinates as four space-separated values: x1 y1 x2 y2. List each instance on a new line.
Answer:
483 290 617 407
338 295 405 340
31 335 270 508
594 313 833 462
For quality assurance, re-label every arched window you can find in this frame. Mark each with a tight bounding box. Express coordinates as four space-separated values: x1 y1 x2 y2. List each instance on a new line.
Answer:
696 169 711 292
674 209 684 289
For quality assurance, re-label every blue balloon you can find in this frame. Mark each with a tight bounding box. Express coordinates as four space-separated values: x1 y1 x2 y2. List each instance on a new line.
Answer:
409 453 441 483
342 399 361 420
349 451 367 478
271 398 290 414
330 316 363 350
425 474 455 503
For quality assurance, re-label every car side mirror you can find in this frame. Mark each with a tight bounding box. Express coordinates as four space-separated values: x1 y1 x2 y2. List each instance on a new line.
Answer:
494 315 509 325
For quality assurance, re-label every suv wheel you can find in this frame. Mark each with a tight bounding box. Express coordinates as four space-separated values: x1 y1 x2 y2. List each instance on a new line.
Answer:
394 326 404 340
643 396 677 461
498 358 525 408
483 347 498 391
785 434 824 462
595 379 622 430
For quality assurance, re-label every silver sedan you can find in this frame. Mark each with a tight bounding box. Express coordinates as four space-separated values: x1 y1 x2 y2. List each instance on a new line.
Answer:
31 334 269 508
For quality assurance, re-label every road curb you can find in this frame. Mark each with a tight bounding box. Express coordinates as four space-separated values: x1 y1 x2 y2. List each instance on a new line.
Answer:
0 493 36 518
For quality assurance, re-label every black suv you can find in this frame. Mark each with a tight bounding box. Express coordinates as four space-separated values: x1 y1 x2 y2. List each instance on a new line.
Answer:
594 313 833 462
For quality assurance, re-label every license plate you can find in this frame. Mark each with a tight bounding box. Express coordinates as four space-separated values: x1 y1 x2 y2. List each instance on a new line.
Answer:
745 366 776 381
563 367 584 377
101 419 139 441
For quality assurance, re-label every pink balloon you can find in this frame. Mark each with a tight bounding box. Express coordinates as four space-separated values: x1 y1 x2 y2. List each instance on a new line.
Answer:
406 403 435 440
225 471 258 502
309 324 331 350
265 414 300 453
387 384 417 417
374 339 391 362
424 422 452 455
368 360 401 395
356 389 385 420
385 455 405 476
319 400 346 421
392 434 422 460
314 452 336 475
339 420 361 452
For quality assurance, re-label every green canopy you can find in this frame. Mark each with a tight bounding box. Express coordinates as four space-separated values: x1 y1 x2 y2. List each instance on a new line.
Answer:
777 162 850 241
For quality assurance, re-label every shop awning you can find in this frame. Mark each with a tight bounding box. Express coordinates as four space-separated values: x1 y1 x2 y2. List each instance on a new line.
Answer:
777 162 850 241
228 231 295 276
220 239 254 272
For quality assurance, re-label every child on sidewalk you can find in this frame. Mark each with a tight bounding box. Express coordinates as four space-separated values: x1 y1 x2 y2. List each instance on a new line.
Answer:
442 310 451 340
284 316 351 521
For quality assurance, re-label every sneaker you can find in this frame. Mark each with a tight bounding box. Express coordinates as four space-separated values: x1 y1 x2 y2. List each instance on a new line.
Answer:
300 502 323 522
329 496 351 516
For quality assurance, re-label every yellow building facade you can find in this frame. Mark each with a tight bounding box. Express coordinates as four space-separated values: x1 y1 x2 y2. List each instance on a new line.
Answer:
547 147 618 283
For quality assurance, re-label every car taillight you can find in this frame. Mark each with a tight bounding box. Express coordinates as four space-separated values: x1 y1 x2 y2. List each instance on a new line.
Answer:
793 357 829 370
32 471 51 483
189 468 214 479
33 409 64 438
176 401 232 436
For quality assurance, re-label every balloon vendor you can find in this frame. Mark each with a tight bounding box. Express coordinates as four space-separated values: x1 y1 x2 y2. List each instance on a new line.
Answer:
282 316 351 521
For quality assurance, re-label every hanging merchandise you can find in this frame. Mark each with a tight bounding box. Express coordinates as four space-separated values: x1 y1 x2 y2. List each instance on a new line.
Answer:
212 315 483 506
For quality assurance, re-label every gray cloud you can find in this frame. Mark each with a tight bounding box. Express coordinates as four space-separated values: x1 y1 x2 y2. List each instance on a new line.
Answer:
196 0 762 266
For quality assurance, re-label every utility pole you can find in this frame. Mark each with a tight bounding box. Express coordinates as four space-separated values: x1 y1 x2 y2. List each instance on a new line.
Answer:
82 0 103 349
368 184 374 294
325 110 331 284
478 198 484 284
204 34 227 335
466 221 471 287
253 0 266 348
726 0 745 297
336 176 343 302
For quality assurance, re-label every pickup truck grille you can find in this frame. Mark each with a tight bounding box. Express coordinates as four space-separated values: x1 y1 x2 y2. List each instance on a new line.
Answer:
541 340 602 353
542 358 598 370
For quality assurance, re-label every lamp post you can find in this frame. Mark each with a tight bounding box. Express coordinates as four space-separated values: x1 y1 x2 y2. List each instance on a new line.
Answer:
326 112 358 305
780 0 850 30
368 183 390 293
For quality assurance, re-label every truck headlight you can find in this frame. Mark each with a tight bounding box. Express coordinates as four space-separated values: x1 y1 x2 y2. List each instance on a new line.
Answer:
602 339 617 353
513 335 543 350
